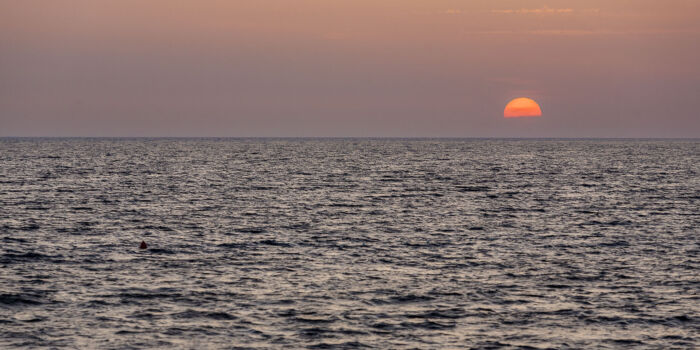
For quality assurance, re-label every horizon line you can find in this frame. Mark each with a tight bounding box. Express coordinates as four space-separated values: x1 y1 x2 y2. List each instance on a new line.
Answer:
1 136 698 140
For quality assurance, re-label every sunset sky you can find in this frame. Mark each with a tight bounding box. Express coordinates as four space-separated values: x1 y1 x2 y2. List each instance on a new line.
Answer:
1 0 699 137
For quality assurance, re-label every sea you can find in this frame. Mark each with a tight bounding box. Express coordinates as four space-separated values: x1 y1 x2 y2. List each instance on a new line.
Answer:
0 138 698 349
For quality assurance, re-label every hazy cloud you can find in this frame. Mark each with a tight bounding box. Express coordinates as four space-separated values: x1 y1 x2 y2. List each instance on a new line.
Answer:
492 7 575 15
468 29 700 36
440 9 462 15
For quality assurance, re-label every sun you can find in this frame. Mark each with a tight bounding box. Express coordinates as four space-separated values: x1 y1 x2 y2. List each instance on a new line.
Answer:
504 98 542 118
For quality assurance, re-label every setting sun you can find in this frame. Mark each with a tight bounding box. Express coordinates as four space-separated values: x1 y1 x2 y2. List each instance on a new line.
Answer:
504 98 543 118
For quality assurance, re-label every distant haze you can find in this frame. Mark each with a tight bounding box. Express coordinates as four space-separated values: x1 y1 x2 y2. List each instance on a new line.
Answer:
1 0 699 137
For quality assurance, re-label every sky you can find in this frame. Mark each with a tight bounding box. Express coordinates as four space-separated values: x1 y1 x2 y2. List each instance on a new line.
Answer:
1 0 699 137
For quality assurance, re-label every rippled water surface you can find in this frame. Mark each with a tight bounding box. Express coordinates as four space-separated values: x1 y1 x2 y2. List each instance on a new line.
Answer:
0 139 698 349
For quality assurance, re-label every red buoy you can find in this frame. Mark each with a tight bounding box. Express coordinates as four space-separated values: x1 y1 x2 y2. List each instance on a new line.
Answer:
139 241 148 249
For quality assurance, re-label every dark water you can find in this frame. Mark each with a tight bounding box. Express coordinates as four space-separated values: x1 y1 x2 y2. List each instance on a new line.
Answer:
0 139 698 349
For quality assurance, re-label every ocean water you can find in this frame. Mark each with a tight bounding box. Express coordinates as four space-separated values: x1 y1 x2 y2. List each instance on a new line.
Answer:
0 138 698 349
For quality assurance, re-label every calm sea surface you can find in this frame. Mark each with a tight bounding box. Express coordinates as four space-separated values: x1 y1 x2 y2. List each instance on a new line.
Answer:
0 139 698 349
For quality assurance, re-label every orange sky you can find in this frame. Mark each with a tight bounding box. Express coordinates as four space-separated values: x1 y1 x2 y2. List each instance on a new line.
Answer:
1 0 699 137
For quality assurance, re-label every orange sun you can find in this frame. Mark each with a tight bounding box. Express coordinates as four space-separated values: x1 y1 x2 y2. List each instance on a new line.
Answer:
504 97 542 118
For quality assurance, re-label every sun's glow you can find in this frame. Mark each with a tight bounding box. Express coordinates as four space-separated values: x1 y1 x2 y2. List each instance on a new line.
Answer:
504 98 542 118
